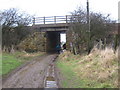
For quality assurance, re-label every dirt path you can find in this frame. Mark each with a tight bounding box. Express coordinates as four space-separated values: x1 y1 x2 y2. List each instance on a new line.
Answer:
2 54 58 88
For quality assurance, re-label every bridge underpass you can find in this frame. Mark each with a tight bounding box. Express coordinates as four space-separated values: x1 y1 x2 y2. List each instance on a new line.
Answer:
32 15 71 53
46 30 66 53
46 31 60 53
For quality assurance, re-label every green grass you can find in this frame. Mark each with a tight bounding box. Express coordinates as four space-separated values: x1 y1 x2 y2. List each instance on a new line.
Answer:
1 53 22 75
56 52 118 88
56 59 114 88
1 51 44 76
56 60 89 88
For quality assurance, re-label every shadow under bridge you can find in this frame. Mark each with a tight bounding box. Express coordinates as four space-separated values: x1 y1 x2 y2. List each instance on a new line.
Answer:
46 30 66 53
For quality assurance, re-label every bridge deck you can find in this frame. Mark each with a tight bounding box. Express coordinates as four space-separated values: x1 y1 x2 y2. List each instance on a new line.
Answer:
33 23 69 28
32 15 74 31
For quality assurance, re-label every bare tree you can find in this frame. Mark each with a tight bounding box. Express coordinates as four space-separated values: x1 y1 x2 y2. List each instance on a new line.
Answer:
0 8 33 52
0 8 32 26
69 7 116 54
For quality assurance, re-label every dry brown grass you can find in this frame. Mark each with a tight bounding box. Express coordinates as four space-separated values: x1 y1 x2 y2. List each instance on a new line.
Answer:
22 52 44 57
74 47 118 87
59 47 119 87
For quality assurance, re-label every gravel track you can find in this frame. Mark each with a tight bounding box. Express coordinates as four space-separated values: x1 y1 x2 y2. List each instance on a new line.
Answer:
2 54 58 88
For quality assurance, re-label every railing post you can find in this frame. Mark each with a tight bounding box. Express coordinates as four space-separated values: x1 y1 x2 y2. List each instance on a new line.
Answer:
54 16 56 24
44 17 45 24
66 15 68 23
33 17 35 25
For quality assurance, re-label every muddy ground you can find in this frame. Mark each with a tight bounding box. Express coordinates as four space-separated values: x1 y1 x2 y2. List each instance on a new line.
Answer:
2 54 60 88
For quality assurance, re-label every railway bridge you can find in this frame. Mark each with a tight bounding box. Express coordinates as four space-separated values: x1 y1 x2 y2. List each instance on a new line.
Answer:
31 15 72 53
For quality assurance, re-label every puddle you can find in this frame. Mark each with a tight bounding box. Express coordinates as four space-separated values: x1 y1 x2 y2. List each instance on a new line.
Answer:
46 76 55 81
45 81 57 88
44 61 58 88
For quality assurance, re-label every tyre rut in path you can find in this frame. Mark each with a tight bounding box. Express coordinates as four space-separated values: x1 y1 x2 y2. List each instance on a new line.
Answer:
2 54 58 88
44 62 58 88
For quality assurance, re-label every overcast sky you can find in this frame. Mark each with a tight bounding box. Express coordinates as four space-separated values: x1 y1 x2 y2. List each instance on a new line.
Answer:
0 0 119 21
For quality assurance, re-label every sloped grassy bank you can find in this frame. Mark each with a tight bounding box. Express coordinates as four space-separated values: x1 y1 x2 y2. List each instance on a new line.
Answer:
56 48 118 88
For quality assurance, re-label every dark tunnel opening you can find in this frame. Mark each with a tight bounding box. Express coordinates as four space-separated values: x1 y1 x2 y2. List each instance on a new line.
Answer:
46 31 60 53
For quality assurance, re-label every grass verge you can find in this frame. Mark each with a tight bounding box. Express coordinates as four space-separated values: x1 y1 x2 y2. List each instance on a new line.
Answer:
57 59 88 88
56 48 118 88
1 51 44 76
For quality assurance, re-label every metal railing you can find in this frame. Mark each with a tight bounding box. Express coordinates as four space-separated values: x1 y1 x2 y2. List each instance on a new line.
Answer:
33 15 73 25
33 15 85 25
